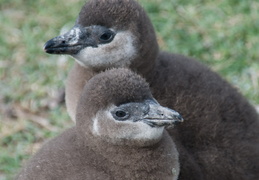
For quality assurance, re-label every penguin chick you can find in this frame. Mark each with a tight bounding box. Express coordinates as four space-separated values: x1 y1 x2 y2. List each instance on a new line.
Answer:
44 0 159 122
44 0 259 179
16 68 183 180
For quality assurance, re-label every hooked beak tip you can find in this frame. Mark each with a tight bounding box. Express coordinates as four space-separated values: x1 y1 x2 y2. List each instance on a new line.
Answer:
43 39 54 51
175 113 184 122
43 43 48 52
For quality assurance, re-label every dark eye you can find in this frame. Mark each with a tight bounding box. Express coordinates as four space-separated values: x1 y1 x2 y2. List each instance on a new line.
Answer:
99 30 114 43
115 110 127 118
112 109 129 121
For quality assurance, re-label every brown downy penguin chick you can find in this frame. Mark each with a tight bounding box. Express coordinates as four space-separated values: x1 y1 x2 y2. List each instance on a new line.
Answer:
16 68 183 180
44 0 259 179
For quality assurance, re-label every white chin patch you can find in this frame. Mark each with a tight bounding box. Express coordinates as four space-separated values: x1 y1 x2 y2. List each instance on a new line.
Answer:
72 31 137 69
132 123 164 141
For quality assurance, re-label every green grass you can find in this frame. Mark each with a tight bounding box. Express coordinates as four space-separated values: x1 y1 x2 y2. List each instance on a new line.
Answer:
0 0 258 179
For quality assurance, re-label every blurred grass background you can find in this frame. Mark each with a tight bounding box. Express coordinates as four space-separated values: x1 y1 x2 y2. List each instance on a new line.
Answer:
0 0 258 179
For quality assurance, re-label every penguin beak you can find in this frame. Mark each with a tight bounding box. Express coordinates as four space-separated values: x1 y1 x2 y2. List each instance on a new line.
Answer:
44 25 97 55
142 102 184 128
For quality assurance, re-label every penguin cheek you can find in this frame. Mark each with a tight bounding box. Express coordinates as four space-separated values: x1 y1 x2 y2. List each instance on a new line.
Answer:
93 110 163 145
111 121 164 144
93 113 130 141
71 30 137 69
107 121 135 140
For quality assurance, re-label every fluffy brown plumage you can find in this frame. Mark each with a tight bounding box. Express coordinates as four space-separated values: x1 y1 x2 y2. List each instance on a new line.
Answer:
44 0 259 179
16 68 181 180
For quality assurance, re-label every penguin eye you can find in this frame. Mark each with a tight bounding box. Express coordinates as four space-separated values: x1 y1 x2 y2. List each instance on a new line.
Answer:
99 30 115 43
116 110 127 117
112 109 129 120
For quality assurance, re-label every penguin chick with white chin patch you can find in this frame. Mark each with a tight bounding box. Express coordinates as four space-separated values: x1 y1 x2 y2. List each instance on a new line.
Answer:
16 68 183 180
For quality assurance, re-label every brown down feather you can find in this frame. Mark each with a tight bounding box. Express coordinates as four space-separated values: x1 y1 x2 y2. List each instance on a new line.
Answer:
56 0 259 179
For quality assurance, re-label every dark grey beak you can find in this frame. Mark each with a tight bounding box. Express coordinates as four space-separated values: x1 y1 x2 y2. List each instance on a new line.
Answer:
44 25 97 55
143 102 184 128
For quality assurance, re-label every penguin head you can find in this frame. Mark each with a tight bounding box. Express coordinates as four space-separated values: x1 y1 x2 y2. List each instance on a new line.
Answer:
76 68 183 147
44 0 158 72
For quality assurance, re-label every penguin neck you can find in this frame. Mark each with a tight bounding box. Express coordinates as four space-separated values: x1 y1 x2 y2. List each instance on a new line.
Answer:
130 48 158 78
76 130 179 178
130 37 159 78
77 125 165 150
